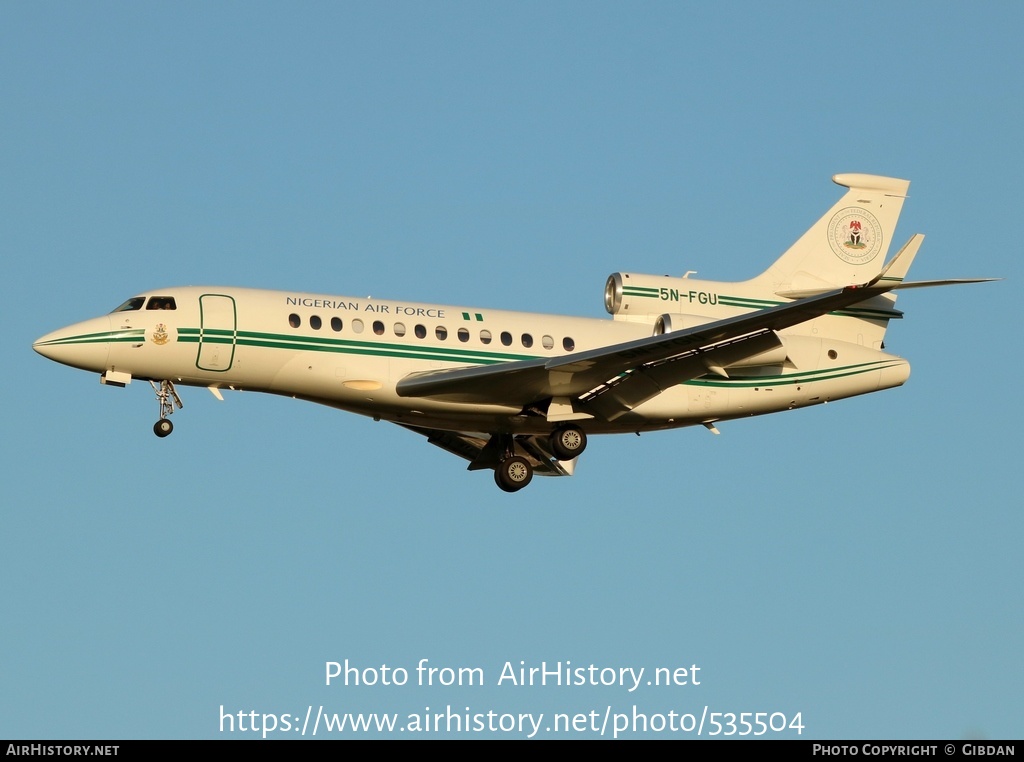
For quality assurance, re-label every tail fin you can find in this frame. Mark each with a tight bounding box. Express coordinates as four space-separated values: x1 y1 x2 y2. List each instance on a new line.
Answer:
756 173 910 295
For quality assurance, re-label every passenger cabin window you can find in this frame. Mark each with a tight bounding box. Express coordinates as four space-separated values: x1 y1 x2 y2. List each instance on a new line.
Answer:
373 320 385 335
521 333 533 348
289 313 301 328
310 315 322 330
480 330 492 345
111 297 146 313
500 331 513 346
331 317 343 332
146 297 177 310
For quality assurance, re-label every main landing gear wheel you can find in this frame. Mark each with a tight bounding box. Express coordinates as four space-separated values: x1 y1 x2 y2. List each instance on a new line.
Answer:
153 419 173 438
549 424 587 461
494 456 533 493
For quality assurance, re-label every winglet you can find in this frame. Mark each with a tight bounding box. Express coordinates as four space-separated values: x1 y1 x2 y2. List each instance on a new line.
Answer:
868 233 999 292
872 233 924 287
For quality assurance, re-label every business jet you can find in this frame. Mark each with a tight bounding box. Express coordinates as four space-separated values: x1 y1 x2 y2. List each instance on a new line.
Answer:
34 174 993 491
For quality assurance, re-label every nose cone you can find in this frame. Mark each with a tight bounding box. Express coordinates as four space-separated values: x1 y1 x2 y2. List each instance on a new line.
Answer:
33 316 113 372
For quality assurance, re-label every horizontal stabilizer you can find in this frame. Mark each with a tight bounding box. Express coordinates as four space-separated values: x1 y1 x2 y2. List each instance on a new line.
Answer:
889 278 1001 290
832 173 910 194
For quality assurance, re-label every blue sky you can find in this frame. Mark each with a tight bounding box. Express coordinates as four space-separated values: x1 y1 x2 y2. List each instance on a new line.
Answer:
2 2 1021 739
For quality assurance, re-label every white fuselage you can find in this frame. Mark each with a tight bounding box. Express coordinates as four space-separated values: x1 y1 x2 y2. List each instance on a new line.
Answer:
34 285 910 435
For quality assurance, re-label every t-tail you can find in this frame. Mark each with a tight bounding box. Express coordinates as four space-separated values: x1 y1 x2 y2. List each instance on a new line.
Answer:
756 173 911 295
750 173 913 349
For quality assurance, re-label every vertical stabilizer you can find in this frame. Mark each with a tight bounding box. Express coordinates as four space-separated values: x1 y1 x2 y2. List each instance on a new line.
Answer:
757 174 910 294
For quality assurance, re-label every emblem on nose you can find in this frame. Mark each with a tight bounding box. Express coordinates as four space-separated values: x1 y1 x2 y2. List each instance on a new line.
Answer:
152 324 170 346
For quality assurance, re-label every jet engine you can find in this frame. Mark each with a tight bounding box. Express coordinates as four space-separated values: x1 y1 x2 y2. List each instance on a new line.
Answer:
604 272 722 319
605 272 716 332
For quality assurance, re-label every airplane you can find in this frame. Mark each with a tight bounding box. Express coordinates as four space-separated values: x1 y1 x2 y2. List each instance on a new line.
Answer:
33 173 994 492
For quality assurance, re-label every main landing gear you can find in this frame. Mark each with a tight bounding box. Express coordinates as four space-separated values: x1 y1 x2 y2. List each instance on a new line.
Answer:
149 380 183 438
494 456 533 493
491 424 588 493
549 424 587 461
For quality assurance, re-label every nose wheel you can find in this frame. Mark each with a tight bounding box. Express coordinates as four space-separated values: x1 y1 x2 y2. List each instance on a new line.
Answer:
149 380 183 437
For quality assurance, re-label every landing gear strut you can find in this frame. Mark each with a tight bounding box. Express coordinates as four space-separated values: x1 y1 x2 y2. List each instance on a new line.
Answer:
149 380 183 438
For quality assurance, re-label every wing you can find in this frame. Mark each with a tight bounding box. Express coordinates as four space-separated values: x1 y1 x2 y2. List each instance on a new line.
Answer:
396 234 993 420
395 283 853 423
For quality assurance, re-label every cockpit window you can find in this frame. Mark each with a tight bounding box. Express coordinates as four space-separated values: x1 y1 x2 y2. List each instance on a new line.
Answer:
111 297 146 313
147 297 176 310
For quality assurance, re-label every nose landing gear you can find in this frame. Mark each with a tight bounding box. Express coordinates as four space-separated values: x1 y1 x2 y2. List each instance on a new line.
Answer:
149 380 183 438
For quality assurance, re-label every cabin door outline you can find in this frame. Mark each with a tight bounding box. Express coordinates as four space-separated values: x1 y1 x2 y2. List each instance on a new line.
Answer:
196 294 237 372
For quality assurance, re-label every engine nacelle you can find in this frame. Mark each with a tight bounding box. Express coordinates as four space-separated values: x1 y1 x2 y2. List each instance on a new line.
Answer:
653 313 710 334
605 272 721 320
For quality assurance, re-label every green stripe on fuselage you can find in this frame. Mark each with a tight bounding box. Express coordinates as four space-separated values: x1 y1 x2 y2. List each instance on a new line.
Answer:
684 360 904 388
35 329 145 346
177 327 540 365
632 291 900 320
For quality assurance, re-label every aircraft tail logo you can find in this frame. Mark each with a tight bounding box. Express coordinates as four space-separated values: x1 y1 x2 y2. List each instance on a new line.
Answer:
828 208 883 265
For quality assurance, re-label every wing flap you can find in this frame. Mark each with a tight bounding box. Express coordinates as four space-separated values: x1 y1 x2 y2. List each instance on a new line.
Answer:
582 329 784 420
